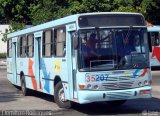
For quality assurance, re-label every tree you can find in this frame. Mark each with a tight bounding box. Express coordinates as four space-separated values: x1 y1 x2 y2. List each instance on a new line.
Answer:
0 0 160 41
29 0 71 25
144 0 160 24
112 0 147 15
29 0 57 25
0 0 38 24
0 0 39 42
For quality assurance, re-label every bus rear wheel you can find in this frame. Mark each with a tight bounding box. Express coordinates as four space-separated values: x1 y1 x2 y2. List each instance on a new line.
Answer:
21 76 28 96
54 82 71 108
106 100 126 107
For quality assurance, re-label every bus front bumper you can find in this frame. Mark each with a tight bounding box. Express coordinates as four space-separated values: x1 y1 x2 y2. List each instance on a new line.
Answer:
77 86 152 104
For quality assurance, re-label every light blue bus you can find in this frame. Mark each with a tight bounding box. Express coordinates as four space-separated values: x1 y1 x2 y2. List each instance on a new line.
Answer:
7 12 152 108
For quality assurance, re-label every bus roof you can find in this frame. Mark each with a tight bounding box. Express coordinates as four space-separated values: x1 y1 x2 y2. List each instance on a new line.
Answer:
8 12 144 39
147 25 160 32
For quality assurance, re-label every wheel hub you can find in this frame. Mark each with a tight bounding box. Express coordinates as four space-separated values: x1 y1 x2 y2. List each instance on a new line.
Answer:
22 82 25 92
58 88 66 102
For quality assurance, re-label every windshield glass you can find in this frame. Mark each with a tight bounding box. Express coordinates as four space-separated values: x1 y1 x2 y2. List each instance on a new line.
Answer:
79 28 149 71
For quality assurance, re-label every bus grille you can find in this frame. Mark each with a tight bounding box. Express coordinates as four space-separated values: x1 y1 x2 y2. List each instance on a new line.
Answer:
106 91 133 100
102 81 134 90
107 76 135 81
101 76 135 90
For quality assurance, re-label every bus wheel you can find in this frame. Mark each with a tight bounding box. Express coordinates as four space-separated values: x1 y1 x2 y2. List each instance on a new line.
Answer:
54 82 71 108
21 76 28 96
106 100 126 107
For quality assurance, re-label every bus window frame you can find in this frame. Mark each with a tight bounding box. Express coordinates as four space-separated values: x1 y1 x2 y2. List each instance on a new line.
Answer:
150 32 160 46
53 26 66 58
19 35 28 58
26 34 34 58
42 29 53 58
7 39 12 58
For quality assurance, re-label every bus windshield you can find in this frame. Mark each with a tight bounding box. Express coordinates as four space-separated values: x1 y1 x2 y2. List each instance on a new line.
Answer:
79 28 149 71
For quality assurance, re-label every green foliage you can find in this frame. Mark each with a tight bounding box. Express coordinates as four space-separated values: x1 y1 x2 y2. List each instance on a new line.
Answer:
1 25 13 42
29 0 114 25
9 21 25 31
1 21 24 42
0 0 159 39
2 29 9 43
29 0 56 25
112 0 134 9
111 0 158 24
144 0 160 24
0 0 37 42
0 0 33 23
112 0 151 15
113 6 139 12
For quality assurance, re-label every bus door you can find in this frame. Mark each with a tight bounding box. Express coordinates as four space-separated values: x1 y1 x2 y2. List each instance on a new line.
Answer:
66 24 78 99
12 37 17 84
34 31 42 90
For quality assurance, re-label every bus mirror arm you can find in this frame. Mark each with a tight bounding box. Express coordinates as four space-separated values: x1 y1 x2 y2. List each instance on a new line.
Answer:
73 32 79 49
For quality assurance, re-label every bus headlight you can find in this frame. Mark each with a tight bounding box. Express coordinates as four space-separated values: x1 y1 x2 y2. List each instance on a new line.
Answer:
144 80 149 85
93 85 99 89
138 82 143 86
87 84 92 89
79 84 85 89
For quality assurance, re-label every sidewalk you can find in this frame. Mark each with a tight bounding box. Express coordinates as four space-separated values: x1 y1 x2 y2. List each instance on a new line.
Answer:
0 59 6 69
0 65 6 69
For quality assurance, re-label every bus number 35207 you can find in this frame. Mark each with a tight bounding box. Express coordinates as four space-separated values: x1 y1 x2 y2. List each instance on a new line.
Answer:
85 74 109 82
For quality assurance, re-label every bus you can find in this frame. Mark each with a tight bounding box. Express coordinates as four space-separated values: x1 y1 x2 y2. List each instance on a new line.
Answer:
147 25 160 69
7 12 152 108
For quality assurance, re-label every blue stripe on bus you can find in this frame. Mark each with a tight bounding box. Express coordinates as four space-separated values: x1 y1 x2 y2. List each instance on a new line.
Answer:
40 58 50 93
133 69 141 77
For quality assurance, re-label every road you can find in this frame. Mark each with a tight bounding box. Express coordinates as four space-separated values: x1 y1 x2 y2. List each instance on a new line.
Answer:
0 68 160 116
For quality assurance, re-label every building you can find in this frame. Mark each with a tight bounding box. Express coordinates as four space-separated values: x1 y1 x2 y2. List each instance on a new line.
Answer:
0 25 9 53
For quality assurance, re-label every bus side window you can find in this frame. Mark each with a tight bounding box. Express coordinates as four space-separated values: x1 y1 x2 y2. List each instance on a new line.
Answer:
17 38 20 57
151 32 159 46
7 39 12 58
54 27 66 57
27 34 34 57
43 30 52 57
20 36 27 57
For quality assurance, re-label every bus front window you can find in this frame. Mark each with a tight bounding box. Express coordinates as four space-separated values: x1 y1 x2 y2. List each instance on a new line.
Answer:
115 28 149 69
79 29 115 70
79 28 149 71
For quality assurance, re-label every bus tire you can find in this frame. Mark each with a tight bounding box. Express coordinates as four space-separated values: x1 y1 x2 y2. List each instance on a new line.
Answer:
21 76 28 96
54 81 71 108
106 100 126 107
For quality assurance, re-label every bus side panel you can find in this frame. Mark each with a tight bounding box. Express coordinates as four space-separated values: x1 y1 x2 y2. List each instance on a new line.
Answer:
40 57 69 99
17 58 35 90
14 57 21 86
39 57 69 97
40 58 54 95
7 58 14 84
52 58 69 97
150 46 160 67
